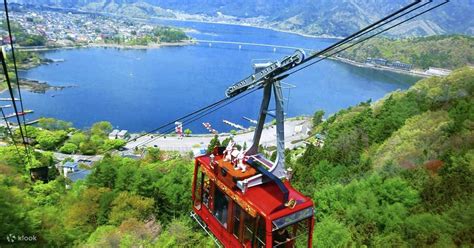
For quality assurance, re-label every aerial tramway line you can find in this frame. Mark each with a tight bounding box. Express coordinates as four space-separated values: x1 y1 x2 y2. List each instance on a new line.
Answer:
119 1 449 247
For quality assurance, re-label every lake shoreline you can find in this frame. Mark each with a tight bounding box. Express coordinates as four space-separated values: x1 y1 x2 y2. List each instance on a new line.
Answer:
88 40 195 50
15 21 421 133
17 40 195 52
331 57 429 78
153 17 343 40
0 79 76 95
19 43 426 80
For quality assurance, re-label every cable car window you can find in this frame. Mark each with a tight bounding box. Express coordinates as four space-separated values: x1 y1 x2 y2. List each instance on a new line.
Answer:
243 211 255 244
213 187 229 228
193 166 203 209
232 203 242 239
254 218 266 248
272 218 311 248
202 174 210 208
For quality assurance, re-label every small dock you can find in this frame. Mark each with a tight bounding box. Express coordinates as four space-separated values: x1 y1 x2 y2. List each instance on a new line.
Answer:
243 116 257 124
26 119 39 125
0 98 20 101
223 120 246 131
202 122 218 134
4 110 34 119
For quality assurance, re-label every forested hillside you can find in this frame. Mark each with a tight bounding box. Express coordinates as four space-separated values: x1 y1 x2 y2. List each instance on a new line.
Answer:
1 68 473 246
289 67 474 247
0 147 214 246
341 35 474 69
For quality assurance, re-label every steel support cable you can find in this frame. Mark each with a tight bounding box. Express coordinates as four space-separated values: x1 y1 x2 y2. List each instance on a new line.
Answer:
0 106 21 156
298 0 423 66
134 87 260 148
226 0 429 99
134 88 259 148
284 0 449 77
2 0 33 165
0 51 28 149
135 88 258 148
128 97 230 144
302 0 433 63
2 1 31 142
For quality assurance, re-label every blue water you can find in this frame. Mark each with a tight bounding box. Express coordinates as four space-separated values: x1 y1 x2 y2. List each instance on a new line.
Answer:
6 20 420 133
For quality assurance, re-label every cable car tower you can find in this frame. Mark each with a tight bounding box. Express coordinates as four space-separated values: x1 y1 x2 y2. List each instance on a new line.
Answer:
191 49 315 248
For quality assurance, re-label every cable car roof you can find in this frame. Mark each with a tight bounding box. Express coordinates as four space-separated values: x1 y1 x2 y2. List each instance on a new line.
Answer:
242 179 313 219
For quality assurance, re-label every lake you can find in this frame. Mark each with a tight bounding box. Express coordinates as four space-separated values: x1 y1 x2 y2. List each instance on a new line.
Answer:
7 20 420 133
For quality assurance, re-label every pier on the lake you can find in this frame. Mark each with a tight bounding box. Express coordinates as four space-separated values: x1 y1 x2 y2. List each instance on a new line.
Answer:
0 98 20 101
4 110 34 119
223 119 246 130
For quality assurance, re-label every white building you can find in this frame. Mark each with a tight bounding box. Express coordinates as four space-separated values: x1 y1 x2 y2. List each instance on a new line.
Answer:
109 129 120 139
117 130 129 140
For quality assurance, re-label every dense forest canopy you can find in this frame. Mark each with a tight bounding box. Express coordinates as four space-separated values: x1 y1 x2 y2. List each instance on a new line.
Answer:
290 67 474 247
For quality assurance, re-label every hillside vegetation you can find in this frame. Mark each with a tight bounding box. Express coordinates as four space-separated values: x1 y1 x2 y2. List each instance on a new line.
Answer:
340 35 474 70
0 68 473 247
0 147 214 246
288 67 474 247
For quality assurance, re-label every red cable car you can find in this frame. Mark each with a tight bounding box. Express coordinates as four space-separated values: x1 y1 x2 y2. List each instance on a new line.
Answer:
191 57 315 247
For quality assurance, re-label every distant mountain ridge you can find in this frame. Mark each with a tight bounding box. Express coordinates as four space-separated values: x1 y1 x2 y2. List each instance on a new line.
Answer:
10 0 474 37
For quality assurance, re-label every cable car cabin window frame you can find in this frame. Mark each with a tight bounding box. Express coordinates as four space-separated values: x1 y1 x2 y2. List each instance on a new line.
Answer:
254 216 266 248
193 163 211 210
271 216 313 248
193 164 203 209
232 201 243 240
213 185 230 228
243 210 256 244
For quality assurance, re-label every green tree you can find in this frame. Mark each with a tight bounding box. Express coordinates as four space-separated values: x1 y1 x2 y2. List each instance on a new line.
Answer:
314 217 353 248
63 187 111 240
69 132 87 146
144 147 162 163
0 185 36 238
80 140 98 155
91 121 113 137
312 110 325 126
184 128 192 136
60 143 78 154
207 135 220 153
108 192 154 225
38 117 72 131
87 156 122 188
155 160 193 221
101 139 126 152
36 130 67 150
403 213 454 247
154 218 212 247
